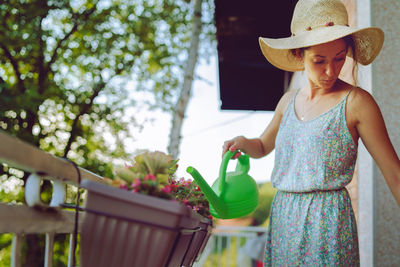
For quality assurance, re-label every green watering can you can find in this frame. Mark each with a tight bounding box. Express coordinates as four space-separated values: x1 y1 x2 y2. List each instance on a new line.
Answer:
186 150 259 219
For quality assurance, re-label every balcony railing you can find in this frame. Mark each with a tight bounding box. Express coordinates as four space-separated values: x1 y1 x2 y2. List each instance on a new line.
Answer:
194 226 267 267
0 131 103 267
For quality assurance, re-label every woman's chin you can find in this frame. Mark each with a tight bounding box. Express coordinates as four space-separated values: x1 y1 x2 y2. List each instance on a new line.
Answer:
319 80 335 89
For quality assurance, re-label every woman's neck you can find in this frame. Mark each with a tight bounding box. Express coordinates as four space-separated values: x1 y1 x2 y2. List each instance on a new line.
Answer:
304 79 343 100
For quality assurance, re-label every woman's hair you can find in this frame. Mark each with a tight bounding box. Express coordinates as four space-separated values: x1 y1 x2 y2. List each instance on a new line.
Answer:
290 35 359 86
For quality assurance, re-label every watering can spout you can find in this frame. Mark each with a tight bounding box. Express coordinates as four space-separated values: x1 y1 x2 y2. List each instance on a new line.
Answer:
186 166 228 218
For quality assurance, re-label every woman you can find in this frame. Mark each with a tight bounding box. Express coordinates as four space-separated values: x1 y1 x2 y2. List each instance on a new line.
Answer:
222 0 400 266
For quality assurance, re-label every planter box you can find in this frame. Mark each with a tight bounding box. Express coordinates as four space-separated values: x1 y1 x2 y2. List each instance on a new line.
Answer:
80 180 208 267
182 216 213 266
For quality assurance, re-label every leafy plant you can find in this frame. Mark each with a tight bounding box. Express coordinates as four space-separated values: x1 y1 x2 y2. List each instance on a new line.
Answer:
104 151 211 218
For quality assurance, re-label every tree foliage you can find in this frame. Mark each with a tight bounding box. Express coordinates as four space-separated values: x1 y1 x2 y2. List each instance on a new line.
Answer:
0 0 215 265
0 0 198 178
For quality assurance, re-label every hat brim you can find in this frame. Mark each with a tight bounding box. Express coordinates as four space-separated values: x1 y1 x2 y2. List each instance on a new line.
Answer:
259 26 384 72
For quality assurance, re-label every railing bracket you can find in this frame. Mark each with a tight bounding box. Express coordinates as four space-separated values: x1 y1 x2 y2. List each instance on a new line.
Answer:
25 173 66 208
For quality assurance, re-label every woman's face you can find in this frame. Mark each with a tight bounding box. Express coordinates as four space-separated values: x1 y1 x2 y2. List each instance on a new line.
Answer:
302 39 347 90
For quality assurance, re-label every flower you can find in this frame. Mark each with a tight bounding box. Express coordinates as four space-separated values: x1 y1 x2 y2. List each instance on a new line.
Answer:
144 174 156 181
105 151 211 218
171 176 210 217
161 185 173 193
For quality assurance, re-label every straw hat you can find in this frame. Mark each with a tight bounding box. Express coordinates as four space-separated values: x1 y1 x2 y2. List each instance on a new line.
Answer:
259 0 384 72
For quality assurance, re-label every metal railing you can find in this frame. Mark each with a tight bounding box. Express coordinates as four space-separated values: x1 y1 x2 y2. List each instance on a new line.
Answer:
194 226 267 267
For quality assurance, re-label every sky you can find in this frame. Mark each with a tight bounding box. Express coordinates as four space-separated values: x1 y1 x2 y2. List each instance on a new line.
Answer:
129 56 275 185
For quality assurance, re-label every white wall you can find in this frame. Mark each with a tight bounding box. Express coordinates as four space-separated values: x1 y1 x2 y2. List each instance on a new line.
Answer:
358 0 400 266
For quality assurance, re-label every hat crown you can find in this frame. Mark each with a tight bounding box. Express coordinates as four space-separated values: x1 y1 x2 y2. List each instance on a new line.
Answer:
291 0 349 34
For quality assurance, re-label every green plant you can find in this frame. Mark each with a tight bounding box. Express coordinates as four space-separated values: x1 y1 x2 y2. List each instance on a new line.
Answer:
104 151 211 218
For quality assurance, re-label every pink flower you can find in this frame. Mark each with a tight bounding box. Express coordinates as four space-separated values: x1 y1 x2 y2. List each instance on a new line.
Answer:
192 206 200 211
120 184 128 190
162 185 172 193
131 178 141 190
183 199 189 205
145 174 156 181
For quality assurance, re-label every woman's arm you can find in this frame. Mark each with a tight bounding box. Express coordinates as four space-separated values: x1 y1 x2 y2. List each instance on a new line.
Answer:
351 88 400 207
222 90 295 159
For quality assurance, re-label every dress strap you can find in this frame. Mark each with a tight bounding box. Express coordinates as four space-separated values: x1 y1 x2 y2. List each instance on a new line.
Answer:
342 88 354 111
290 88 301 109
345 88 354 99
294 88 301 101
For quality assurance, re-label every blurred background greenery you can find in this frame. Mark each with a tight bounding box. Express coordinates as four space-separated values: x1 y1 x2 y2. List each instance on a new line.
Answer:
0 0 215 265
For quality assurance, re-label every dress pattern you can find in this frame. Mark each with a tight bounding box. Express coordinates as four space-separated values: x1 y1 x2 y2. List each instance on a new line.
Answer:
264 90 359 266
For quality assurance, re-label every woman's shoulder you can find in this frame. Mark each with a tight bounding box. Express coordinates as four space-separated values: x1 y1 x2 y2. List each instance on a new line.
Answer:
335 79 373 104
275 89 297 116
347 85 381 123
347 86 376 107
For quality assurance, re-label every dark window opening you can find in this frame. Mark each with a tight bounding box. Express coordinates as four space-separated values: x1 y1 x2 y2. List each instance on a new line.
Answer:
215 0 298 111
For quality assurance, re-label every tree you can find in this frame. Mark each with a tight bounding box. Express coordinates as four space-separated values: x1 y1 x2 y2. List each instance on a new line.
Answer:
167 0 203 159
0 0 194 176
0 0 202 265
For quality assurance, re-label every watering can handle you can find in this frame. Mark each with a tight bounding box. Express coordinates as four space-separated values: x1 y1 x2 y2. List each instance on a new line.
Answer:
219 150 249 193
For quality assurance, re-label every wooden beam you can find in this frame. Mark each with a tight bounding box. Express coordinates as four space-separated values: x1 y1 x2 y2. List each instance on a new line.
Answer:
0 203 84 234
0 131 104 184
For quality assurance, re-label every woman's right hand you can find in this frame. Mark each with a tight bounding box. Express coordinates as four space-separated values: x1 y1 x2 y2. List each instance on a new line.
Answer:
222 136 247 159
